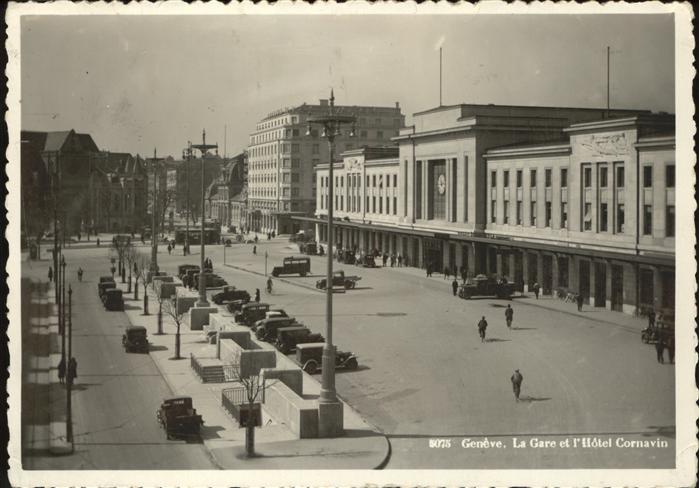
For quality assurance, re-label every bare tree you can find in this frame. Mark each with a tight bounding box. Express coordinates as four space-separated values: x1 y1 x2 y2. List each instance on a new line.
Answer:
226 353 275 458
111 237 131 282
123 243 136 294
134 252 151 314
162 296 185 359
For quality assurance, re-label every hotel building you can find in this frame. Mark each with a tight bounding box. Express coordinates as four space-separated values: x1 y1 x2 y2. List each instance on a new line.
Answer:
246 99 404 235
303 104 675 316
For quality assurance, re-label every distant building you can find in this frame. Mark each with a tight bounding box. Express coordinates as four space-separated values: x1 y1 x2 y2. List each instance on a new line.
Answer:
204 151 247 229
174 154 223 224
247 98 404 235
304 103 675 316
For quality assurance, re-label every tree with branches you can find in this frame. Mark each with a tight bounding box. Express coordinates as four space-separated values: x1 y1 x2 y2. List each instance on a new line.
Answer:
123 243 137 294
111 237 131 282
134 252 151 314
162 296 186 359
226 353 275 458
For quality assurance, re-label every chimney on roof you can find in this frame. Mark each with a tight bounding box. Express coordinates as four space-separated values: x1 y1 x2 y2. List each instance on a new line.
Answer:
319 99 328 106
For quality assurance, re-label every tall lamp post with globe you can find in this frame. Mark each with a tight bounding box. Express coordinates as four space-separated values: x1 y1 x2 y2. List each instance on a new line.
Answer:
305 89 355 437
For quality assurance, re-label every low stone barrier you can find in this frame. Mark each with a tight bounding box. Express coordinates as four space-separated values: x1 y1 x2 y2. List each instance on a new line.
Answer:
219 336 275 377
176 287 198 315
190 306 218 331
260 367 303 397
155 279 182 300
264 381 319 438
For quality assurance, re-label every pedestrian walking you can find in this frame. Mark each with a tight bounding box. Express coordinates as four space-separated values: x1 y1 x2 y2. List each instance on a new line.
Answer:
77 267 83 282
254 288 260 303
77 232 81 241
511 369 523 402
272 230 276 238
443 266 449 279
648 308 656 329
110 265 116 278
167 243 172 255
48 266 53 283
505 304 514 329
397 254 402 267
96 237 101 247
667 334 675 364
478 316 488 343
452 278 459 297
655 337 665 364
253 245 257 255
67 357 77 385
533 282 540 299
254 235 259 243
57 357 66 384
382 253 388 267
576 294 584 312
426 265 431 278
390 254 395 267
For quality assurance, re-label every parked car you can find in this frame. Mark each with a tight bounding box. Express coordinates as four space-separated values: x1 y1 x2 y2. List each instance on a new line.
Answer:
99 275 115 284
271 256 311 277
177 264 199 281
98 281 116 297
211 286 250 305
102 288 124 311
183 268 200 288
274 326 325 354
226 297 251 314
252 309 289 329
299 242 317 255
122 326 149 353
192 273 227 290
357 254 377 268
315 270 361 290
337 249 356 264
254 316 300 342
156 396 203 440
295 343 358 374
234 302 271 327
458 274 515 299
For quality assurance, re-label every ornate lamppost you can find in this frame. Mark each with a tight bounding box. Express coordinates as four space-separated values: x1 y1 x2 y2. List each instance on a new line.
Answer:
191 130 218 307
305 90 355 436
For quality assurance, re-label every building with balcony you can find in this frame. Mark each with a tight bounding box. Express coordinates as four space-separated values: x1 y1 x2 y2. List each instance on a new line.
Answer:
300 103 675 316
246 99 404 235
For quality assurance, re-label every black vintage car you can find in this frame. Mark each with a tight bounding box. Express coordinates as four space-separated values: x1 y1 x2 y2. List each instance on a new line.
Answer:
192 273 227 290
274 326 325 354
156 396 203 440
234 302 271 327
177 264 199 281
254 316 300 342
211 286 251 305
295 343 358 375
122 326 149 353
357 254 377 268
458 274 515 299
102 288 124 311
98 280 116 297
337 249 356 264
271 256 311 277
226 297 251 314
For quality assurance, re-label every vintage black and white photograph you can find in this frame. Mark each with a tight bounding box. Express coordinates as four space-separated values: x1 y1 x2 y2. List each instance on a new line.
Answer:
6 2 696 487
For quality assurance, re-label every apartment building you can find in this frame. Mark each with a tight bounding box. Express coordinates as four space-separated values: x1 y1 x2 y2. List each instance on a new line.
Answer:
246 99 404 235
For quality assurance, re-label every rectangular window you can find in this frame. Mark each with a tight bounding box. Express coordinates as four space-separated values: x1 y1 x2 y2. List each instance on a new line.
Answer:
643 166 653 188
530 169 537 187
584 167 592 188
616 203 625 233
666 165 675 188
561 202 568 228
365 195 369 210
291 173 299 183
292 158 300 168
503 171 510 187
393 174 397 187
516 170 522 188
282 158 290 168
545 201 552 227
516 201 522 225
600 167 608 187
291 144 300 154
366 175 370 186
615 165 625 188
491 171 497 187
377 131 384 139
386 174 391 188
643 204 652 235
600 203 608 232
372 175 376 187
545 169 552 187
379 197 383 214
282 173 290 183
503 201 510 224
312 144 319 154
666 205 675 237
292 129 299 137
560 168 568 188
372 196 376 213
360 130 368 138
291 188 299 197
491 200 497 224
584 203 592 231
393 197 397 215
530 201 537 226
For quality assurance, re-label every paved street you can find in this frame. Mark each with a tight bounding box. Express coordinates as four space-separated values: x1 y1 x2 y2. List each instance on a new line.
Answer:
21 235 675 469
21 253 217 469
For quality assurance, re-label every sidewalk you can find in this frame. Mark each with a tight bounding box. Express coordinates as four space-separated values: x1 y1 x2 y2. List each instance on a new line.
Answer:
119 280 389 469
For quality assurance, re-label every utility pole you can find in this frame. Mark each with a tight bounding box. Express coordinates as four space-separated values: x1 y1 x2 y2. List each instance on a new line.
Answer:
191 130 218 307
66 284 73 448
606 45 611 117
148 149 164 275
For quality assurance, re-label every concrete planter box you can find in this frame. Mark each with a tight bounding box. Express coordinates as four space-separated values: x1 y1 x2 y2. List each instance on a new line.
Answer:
190 306 218 331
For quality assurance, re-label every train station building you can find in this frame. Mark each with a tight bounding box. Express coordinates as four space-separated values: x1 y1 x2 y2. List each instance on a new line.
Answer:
298 103 676 316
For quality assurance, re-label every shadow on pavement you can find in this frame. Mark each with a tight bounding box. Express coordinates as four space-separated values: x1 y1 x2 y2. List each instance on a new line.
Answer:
149 344 169 352
198 425 225 441
518 396 551 402
512 327 538 331
337 365 370 374
485 338 511 343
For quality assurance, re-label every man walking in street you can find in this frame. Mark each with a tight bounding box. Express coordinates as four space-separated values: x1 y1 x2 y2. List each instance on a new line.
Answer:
655 336 665 364
452 278 459 297
478 316 488 343
576 293 584 312
48 266 53 283
57 356 66 384
254 288 260 303
68 357 77 385
533 282 540 299
511 369 523 401
667 335 675 364
505 304 514 329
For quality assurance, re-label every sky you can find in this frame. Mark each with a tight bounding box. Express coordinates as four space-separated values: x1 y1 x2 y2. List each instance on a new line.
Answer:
21 13 675 159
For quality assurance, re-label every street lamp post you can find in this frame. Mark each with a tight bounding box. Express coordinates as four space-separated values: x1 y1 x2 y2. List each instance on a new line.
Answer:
184 143 192 255
60 255 66 363
191 130 218 308
148 149 164 277
66 284 74 448
305 90 355 436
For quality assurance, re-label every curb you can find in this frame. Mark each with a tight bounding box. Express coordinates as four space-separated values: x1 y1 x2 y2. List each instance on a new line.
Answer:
374 435 392 469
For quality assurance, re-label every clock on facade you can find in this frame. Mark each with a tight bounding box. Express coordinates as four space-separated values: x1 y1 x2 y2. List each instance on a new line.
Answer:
437 173 446 195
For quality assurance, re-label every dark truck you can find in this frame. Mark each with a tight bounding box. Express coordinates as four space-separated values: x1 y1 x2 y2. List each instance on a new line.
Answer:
211 286 251 305
102 288 124 311
295 343 358 375
122 326 149 353
192 272 227 290
315 270 361 290
271 256 311 277
274 326 325 354
254 316 299 342
299 241 317 255
156 396 204 440
234 302 271 327
458 274 515 299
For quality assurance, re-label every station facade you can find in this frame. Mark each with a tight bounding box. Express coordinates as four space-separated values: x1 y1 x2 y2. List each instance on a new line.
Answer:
301 104 675 316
